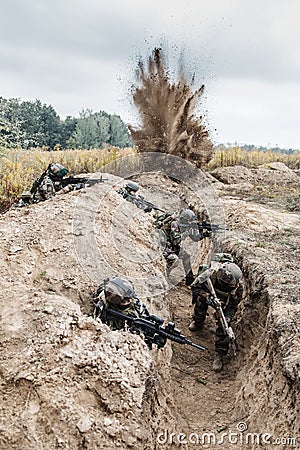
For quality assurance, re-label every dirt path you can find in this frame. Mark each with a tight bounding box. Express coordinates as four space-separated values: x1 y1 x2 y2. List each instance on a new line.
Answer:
163 284 246 450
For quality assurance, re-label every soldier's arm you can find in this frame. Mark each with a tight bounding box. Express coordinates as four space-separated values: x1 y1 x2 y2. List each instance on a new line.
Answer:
189 227 211 242
134 298 150 317
225 284 243 320
191 282 211 304
169 221 182 245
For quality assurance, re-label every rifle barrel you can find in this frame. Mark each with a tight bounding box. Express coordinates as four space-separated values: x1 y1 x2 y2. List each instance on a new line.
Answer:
185 339 206 351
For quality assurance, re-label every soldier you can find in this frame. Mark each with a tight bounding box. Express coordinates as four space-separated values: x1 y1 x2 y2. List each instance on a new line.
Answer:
16 163 69 206
92 276 149 330
189 260 243 371
33 163 69 202
117 181 159 213
154 208 210 285
117 181 140 201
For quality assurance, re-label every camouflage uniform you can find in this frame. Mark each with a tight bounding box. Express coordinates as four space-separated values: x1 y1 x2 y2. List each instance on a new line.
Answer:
33 176 63 202
93 287 149 331
31 163 68 203
154 211 206 284
117 182 152 212
191 265 243 355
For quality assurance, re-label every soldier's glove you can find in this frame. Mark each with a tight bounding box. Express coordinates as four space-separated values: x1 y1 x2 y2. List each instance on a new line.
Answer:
144 206 152 213
166 253 178 263
203 230 212 238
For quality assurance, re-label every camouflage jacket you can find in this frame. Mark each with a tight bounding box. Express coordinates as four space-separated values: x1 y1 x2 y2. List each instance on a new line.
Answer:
192 265 243 320
117 187 132 200
33 176 64 202
93 289 149 331
155 212 204 253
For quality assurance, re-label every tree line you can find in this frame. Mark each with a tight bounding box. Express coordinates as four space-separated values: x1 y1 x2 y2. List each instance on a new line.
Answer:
217 143 299 155
0 97 132 150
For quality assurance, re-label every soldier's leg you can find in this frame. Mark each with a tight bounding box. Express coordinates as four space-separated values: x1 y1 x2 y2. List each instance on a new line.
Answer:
179 248 194 285
212 322 229 371
164 251 180 276
189 290 208 331
215 322 229 356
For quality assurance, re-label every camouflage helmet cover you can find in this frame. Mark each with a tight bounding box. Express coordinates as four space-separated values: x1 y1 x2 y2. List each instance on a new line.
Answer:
104 277 135 307
125 181 139 193
48 163 69 178
179 208 197 224
217 262 242 286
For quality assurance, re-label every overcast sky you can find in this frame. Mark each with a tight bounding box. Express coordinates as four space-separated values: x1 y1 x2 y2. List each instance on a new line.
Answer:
0 0 299 149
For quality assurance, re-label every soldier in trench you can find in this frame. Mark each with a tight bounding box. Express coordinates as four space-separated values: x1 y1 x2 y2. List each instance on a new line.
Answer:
154 208 210 286
92 276 149 330
189 259 244 372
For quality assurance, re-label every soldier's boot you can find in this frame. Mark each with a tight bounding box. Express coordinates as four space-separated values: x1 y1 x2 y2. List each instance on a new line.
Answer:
212 353 223 372
188 320 203 332
185 271 195 286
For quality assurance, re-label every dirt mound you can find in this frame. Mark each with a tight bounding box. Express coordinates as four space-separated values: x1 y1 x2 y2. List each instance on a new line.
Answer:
210 163 300 186
0 179 177 450
0 170 299 449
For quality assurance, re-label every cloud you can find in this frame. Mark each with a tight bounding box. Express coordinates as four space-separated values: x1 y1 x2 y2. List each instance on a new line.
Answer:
207 78 300 148
0 0 299 147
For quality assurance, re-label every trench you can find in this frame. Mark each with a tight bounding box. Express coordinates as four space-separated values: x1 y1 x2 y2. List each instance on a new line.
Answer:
129 173 299 450
148 243 299 450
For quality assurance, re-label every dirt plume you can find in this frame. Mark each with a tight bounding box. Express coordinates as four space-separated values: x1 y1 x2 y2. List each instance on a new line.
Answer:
129 48 213 168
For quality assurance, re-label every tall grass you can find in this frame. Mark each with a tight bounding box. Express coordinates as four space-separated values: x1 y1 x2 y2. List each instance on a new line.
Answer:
0 146 135 211
208 147 300 170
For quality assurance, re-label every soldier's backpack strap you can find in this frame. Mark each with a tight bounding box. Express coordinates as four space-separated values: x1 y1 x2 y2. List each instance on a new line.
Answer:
154 211 176 230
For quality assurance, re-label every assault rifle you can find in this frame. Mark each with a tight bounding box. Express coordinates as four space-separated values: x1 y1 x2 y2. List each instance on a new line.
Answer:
61 175 108 188
205 277 238 356
30 164 52 196
179 220 227 234
135 195 165 212
101 307 206 351
126 193 165 213
198 220 227 233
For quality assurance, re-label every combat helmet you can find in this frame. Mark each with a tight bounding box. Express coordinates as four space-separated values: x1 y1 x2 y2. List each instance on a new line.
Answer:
178 208 197 225
103 277 135 308
48 163 69 179
216 262 242 287
125 181 139 194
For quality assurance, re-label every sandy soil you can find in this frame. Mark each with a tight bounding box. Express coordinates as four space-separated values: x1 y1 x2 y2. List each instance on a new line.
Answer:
0 164 299 449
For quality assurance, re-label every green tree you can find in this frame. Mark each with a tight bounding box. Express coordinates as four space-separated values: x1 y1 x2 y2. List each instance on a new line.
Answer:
60 116 78 148
109 114 131 147
68 109 131 149
0 97 25 148
68 109 98 149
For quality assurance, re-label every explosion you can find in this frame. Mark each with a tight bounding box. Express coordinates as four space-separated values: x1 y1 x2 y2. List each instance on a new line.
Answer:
129 48 213 168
